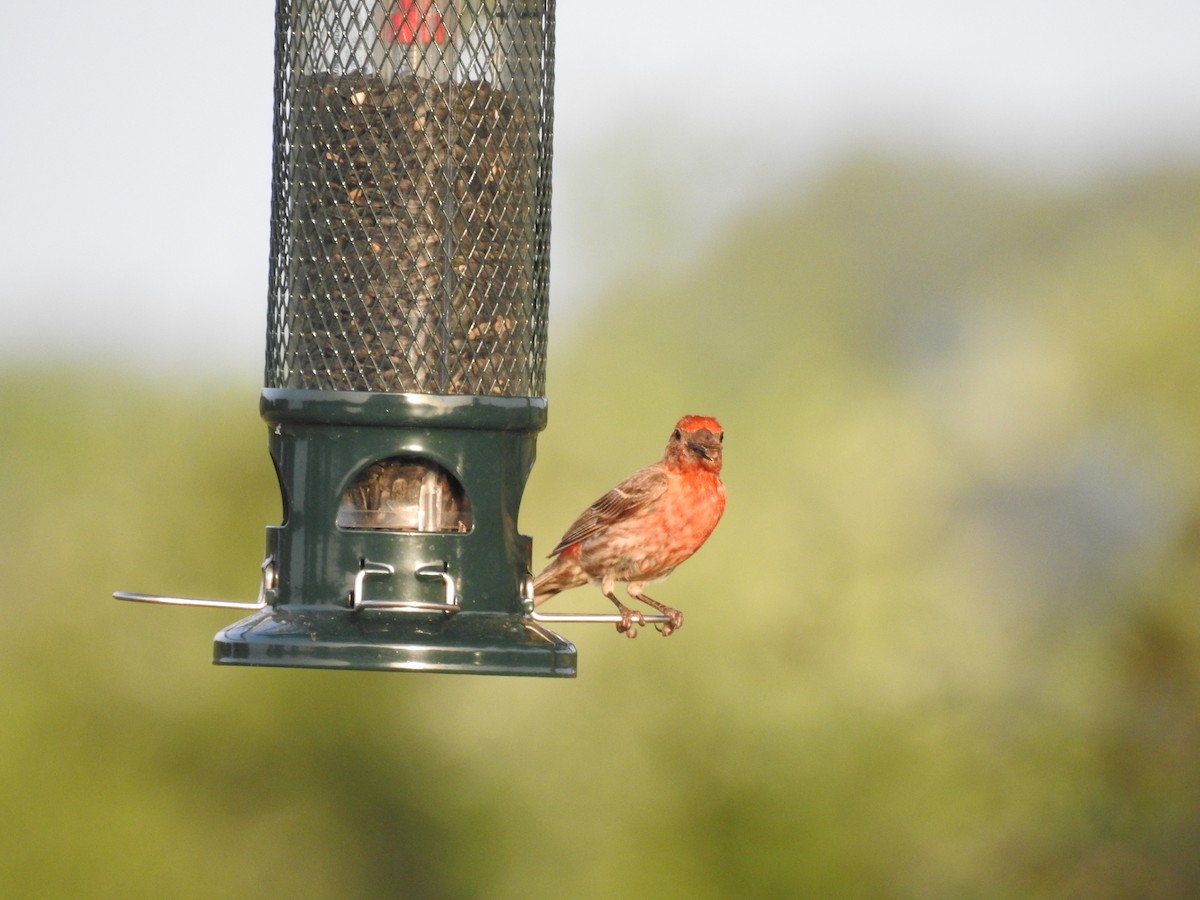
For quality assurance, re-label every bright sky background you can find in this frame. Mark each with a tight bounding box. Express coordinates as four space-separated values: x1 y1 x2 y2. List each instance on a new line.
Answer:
2 0 1198 377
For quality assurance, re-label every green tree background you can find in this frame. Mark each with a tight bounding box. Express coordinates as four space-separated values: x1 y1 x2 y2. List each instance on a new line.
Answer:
2 158 1198 897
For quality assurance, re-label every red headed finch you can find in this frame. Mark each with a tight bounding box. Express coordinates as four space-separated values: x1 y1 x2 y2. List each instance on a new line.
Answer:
533 415 726 637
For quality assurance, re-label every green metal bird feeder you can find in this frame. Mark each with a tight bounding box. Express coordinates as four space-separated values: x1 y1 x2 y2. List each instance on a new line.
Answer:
116 0 576 676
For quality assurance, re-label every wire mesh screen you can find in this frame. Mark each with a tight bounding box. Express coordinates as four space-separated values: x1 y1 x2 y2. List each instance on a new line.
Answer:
265 0 554 396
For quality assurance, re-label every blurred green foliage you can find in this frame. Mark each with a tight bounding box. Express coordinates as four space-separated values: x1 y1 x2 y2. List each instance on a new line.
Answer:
2 159 1198 898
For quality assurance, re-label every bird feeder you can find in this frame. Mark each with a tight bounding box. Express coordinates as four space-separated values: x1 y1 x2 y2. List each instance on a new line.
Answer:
116 0 576 676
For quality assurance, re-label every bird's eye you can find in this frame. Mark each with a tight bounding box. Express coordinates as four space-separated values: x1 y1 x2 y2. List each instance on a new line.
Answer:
718 431 724 443
672 429 682 441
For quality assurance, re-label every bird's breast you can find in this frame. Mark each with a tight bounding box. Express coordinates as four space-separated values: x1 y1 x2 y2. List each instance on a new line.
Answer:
575 469 725 581
661 470 725 543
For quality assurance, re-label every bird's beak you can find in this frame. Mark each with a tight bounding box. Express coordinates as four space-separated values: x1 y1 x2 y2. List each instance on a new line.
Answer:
688 441 712 460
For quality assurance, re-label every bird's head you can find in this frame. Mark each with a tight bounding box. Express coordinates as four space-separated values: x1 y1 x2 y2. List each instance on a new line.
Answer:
664 415 724 473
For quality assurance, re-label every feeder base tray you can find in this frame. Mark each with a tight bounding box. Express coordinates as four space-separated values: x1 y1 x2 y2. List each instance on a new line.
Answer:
213 608 576 677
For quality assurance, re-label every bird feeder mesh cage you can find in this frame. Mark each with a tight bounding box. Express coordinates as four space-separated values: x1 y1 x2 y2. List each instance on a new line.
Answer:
265 0 553 396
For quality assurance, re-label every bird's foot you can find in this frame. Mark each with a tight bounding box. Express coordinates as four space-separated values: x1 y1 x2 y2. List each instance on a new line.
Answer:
654 607 684 637
615 606 645 638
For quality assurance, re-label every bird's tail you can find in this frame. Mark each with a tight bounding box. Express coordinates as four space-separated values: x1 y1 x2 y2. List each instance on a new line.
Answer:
531 548 585 606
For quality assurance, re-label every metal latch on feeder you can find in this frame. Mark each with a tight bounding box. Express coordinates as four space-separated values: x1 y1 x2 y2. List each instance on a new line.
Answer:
350 559 458 613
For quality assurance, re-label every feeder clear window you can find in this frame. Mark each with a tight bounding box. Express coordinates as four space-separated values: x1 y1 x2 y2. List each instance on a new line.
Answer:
337 457 471 533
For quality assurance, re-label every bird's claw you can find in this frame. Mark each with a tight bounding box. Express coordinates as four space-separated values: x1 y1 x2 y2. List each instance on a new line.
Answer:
615 608 645 638
653 609 684 637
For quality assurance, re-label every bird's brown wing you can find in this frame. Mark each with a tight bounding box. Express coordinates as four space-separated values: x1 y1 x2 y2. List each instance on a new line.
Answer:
550 464 669 556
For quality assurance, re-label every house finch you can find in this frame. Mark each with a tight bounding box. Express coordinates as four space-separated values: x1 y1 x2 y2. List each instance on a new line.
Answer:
533 415 726 637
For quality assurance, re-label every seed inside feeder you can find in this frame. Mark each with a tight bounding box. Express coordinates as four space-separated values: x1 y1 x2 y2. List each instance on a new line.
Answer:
337 457 471 533
284 73 537 396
